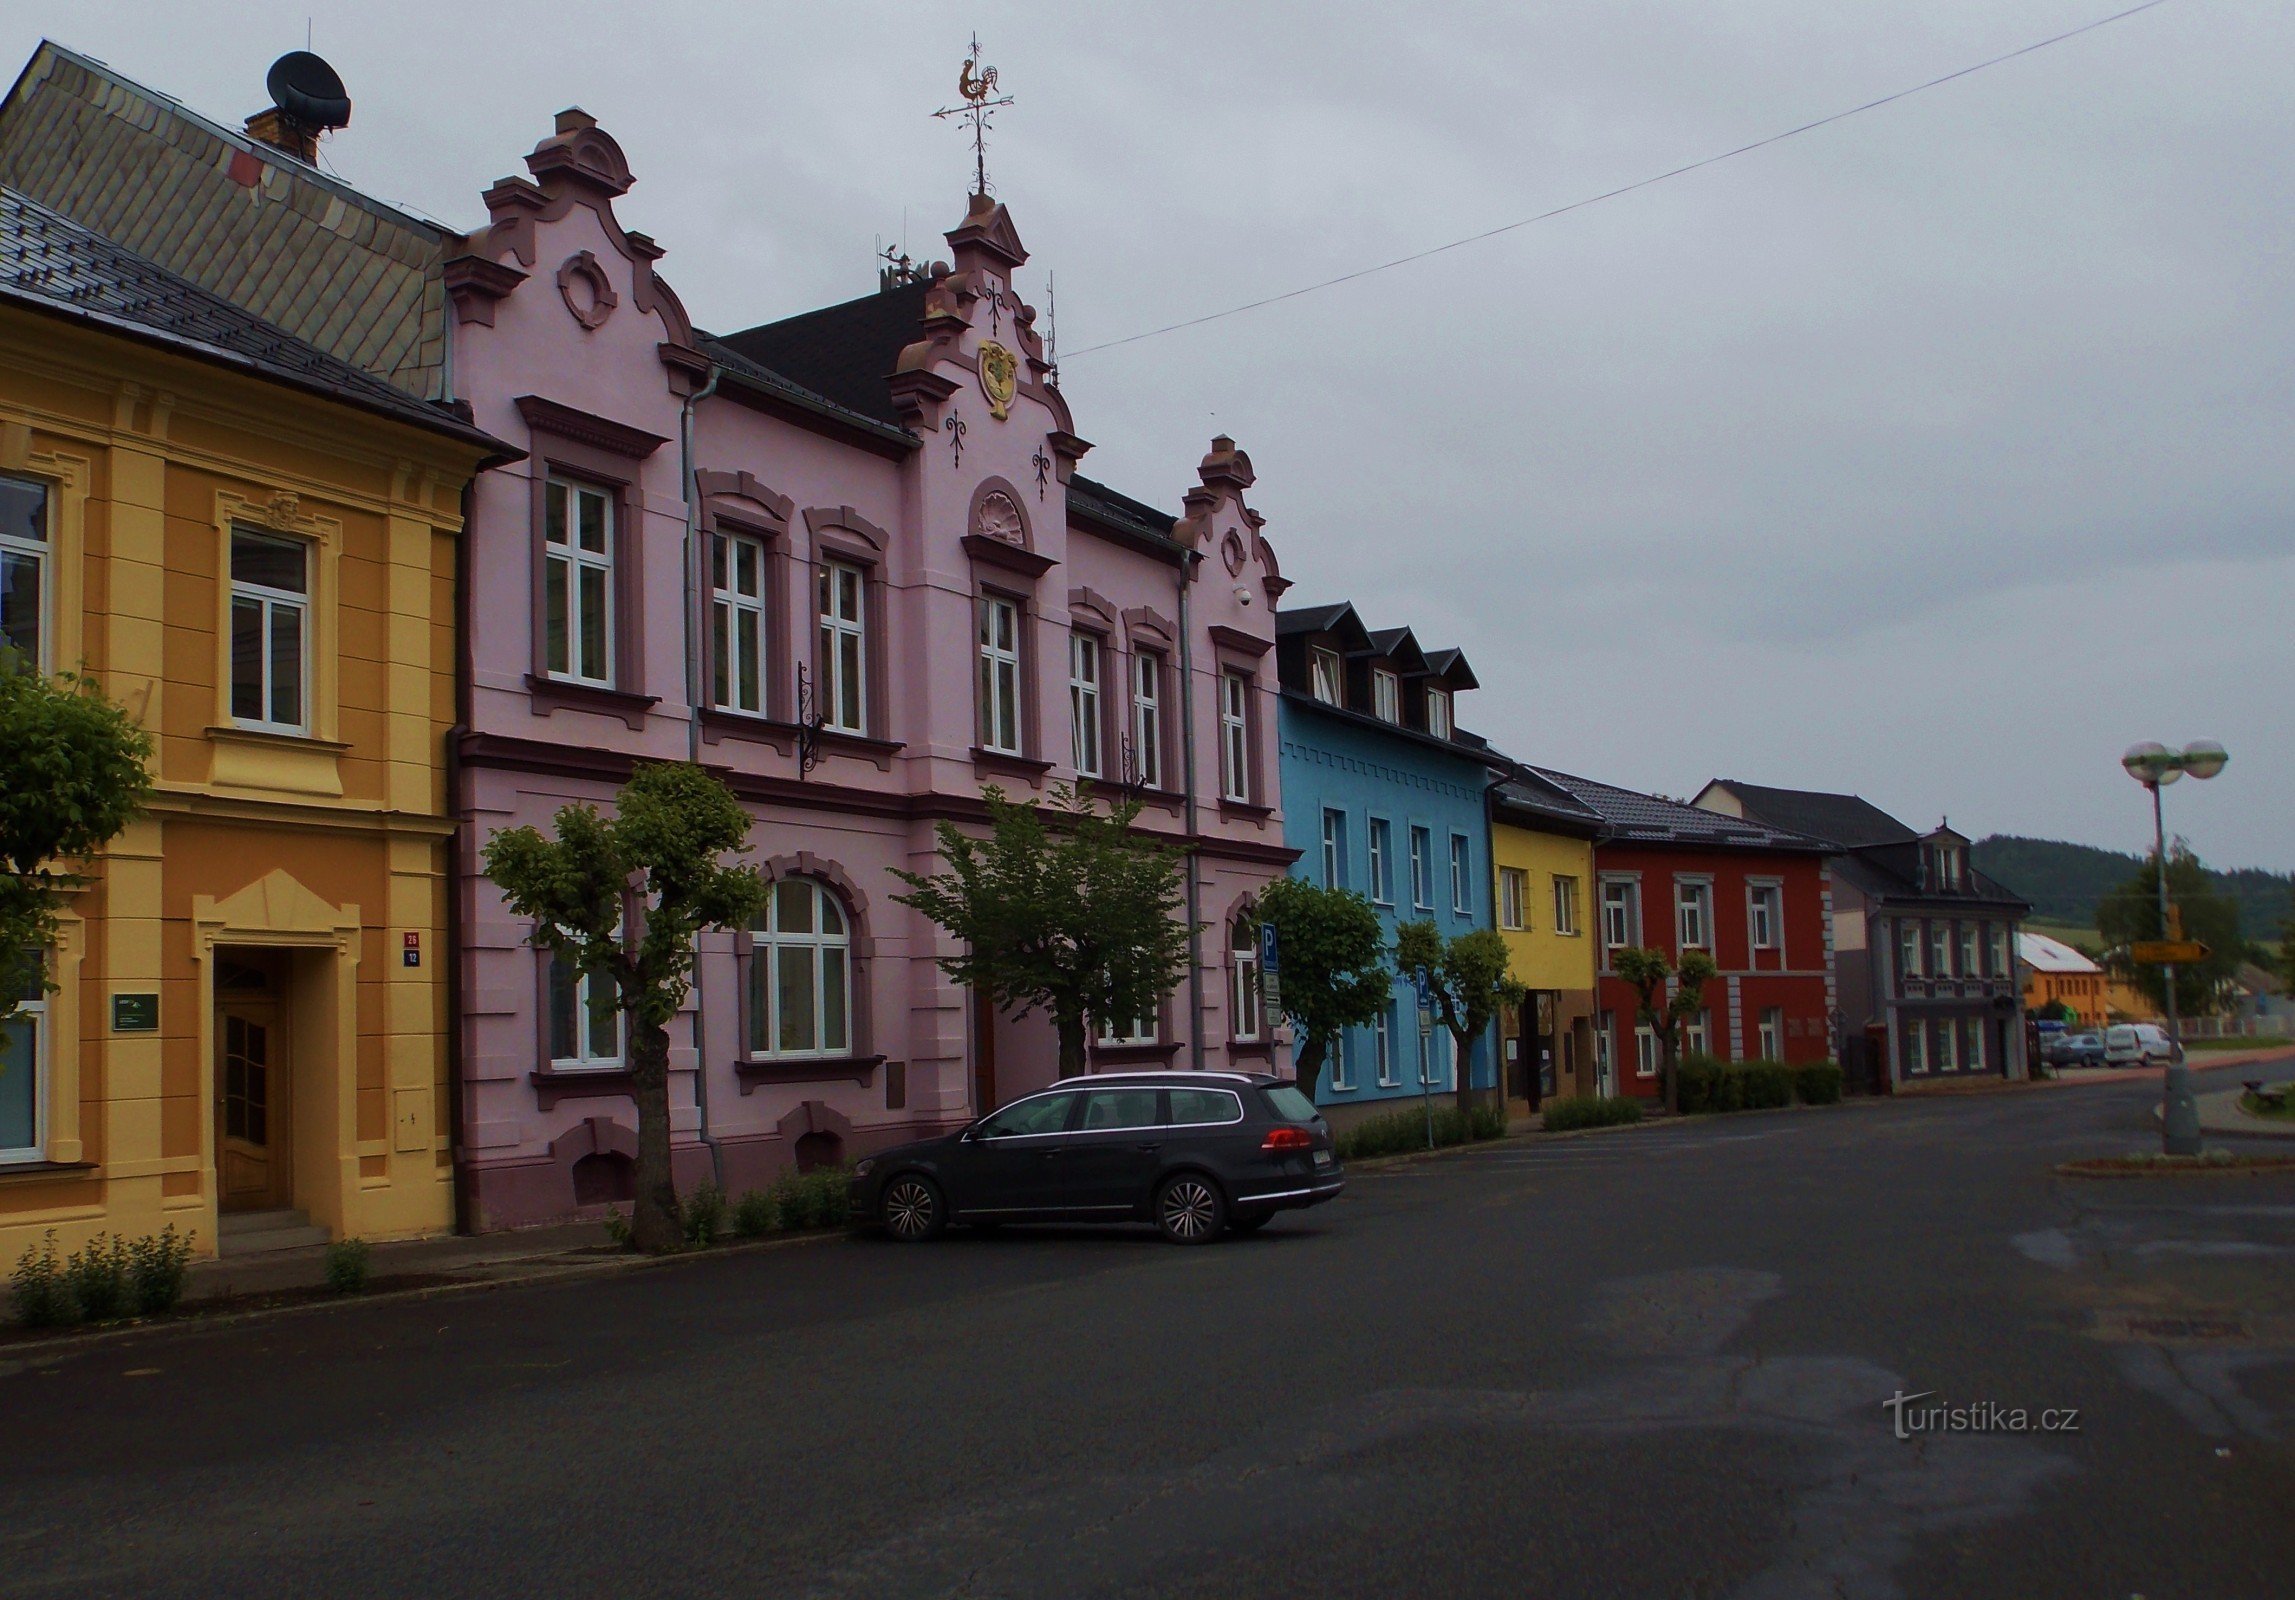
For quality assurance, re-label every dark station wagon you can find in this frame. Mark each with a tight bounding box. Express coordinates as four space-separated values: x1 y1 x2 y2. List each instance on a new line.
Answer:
849 1071 1344 1244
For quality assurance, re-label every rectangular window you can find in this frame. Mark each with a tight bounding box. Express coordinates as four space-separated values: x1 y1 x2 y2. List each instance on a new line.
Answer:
1684 1012 1710 1057
1936 1018 1958 1072
1321 808 1349 889
0 474 49 670
1328 1028 1355 1091
1930 923 1951 979
1425 687 1452 738
1498 867 1528 931
1097 1010 1158 1047
1553 875 1580 936
1410 827 1434 909
1900 920 1923 979
1 954 45 1161
547 949 621 1070
1676 879 1711 950
1988 925 2008 979
1372 667 1400 723
1231 931 1264 1043
1635 1024 1658 1078
1596 1011 1615 1089
1450 835 1472 916
978 595 1022 755
543 478 613 686
1068 631 1102 777
819 561 866 733
1965 1017 1985 1072
1904 1022 1926 1075
1220 672 1252 801
229 528 309 733
1958 924 1977 979
1374 1006 1397 1087
1309 646 1342 705
1368 819 1393 905
1757 1007 1783 1061
1601 880 1639 950
709 531 767 715
1422 1024 1450 1088
1131 652 1163 788
1748 885 1780 950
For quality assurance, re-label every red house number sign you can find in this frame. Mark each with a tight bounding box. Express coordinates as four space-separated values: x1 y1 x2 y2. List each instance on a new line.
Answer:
403 931 421 968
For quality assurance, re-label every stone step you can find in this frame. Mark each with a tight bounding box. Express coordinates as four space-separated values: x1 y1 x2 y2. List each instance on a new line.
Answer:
217 1209 330 1256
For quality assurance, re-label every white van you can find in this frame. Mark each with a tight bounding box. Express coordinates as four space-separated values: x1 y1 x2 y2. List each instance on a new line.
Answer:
2103 1024 2180 1067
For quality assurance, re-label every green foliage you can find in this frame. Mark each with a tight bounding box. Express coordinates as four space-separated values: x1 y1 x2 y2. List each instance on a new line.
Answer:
64 1233 132 1321
127 1226 193 1315
0 666 155 1019
1676 1054 1735 1114
1252 876 1391 1100
602 1210 633 1249
892 784 1192 1079
1393 921 1524 1112
1332 1102 1505 1160
682 1182 727 1246
484 761 768 1253
1611 946 1719 1112
1740 1062 1794 1110
2097 842 2245 1016
324 1238 372 1295
1976 833 2293 934
1541 1095 1645 1133
767 1166 853 1229
1679 1058 1843 1113
732 1188 778 1237
9 1230 76 1326
1793 1062 1845 1105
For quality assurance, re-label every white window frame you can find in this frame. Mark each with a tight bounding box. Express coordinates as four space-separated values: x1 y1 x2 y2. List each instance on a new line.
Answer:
1553 875 1580 936
1904 1022 1927 1075
1988 924 2008 979
1309 646 1343 706
1098 1006 1159 1047
1601 879 1640 951
1635 1023 1658 1078
229 528 310 735
1422 1023 1450 1088
1684 1013 1710 1058
1131 651 1163 789
1372 667 1400 723
1450 834 1472 916
1930 923 1951 978
1936 1018 1958 1072
1675 879 1711 951
1231 921 1264 1043
1068 630 1102 777
548 945 622 1072
1498 867 1528 931
1748 883 1780 951
1958 924 1978 979
820 559 867 734
1595 1011 1615 1092
543 477 615 687
1410 827 1434 910
749 879 853 1060
1368 818 1393 905
1373 1006 1398 1087
1321 808 1347 890
1424 686 1452 739
1 958 47 1163
1757 1007 1783 1061
0 472 50 673
710 529 768 716
978 595 1023 755
1900 919 1924 979
1219 671 1252 802
1328 1027 1355 1091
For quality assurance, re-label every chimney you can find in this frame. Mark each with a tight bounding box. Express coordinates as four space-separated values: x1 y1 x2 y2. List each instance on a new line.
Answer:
244 107 318 163
246 52 352 166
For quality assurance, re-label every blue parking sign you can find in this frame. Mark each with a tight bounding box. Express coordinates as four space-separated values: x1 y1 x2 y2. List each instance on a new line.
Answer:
1259 922 1280 973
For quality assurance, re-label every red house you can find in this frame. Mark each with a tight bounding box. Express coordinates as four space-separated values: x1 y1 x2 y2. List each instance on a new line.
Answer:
1527 769 1835 1096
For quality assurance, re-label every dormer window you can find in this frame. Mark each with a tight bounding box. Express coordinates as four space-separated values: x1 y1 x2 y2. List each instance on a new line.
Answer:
1309 646 1343 706
1372 668 1400 723
1425 686 1452 739
1924 841 1965 891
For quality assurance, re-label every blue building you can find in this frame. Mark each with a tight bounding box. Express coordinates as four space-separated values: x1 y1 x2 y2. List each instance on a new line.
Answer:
1274 603 1496 1121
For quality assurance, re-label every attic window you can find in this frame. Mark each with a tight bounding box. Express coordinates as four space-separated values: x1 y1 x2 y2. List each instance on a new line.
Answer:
1309 647 1343 706
1372 668 1400 723
1425 687 1452 739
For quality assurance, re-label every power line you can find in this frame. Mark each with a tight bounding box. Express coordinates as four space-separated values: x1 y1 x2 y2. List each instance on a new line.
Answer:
1064 0 2176 361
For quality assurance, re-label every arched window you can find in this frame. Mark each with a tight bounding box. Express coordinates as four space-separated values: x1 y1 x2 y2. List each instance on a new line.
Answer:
1230 917 1263 1043
749 879 852 1058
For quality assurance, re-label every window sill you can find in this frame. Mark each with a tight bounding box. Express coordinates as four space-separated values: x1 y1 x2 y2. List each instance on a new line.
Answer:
961 532 1059 580
972 748 1053 782
529 1067 634 1110
525 674 661 731
735 1054 884 1092
1227 1041 1275 1062
0 1159 98 1186
816 728 905 770
1217 798 1274 823
204 724 348 796
1086 1043 1180 1066
698 706 798 754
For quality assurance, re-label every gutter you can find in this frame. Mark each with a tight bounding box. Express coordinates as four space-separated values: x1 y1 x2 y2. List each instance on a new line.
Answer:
679 360 726 1186
445 478 476 1234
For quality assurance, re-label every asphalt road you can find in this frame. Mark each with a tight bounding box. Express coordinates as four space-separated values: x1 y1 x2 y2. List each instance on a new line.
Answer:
6 1063 2293 1600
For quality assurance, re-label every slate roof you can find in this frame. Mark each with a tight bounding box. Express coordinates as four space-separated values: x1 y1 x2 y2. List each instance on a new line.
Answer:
1065 474 1182 556
693 330 918 451
1489 768 1606 839
715 279 933 428
0 187 503 452
0 41 450 399
1527 767 1829 852
1707 780 1917 849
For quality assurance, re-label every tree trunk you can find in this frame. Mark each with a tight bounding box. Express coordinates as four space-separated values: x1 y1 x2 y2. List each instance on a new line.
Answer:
628 1017 681 1252
1452 1025 1477 1119
1659 1029 1680 1116
1056 1013 1088 1079
1294 1032 1327 1103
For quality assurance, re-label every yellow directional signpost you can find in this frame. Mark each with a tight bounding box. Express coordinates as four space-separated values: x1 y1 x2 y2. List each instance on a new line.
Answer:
2129 940 2210 965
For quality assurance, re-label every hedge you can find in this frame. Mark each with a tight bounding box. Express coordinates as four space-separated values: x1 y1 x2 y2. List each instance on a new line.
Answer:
1540 1095 1644 1133
1677 1057 1845 1114
1334 1102 1506 1160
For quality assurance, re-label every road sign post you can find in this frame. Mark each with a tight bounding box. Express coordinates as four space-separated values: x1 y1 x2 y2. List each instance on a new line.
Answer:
1413 973 1437 1150
1259 923 1282 1037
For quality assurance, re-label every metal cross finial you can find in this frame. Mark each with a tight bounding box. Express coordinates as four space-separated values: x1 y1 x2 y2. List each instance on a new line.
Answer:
934 33 1013 197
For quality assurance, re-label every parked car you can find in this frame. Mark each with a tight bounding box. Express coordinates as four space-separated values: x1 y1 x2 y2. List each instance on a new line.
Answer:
2048 1030 2107 1069
2102 1023 2182 1067
848 1071 1344 1244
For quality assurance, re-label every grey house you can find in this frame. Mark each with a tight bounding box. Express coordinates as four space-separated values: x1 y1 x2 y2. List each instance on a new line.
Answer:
1695 781 2030 1090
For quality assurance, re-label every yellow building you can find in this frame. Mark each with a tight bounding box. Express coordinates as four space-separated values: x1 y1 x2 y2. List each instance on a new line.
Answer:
0 190 503 1261
1490 773 1604 1110
2016 931 2108 1026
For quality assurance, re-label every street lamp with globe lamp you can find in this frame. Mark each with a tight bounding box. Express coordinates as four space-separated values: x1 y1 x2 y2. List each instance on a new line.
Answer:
2120 739 2228 1155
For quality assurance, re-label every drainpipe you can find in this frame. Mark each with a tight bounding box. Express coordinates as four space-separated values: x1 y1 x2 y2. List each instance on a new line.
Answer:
444 477 476 1234
679 362 725 1184
1177 550 1204 1069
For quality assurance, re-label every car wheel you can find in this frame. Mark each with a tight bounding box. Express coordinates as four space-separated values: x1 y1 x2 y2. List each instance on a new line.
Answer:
1156 1173 1226 1244
1228 1209 1273 1234
880 1175 946 1242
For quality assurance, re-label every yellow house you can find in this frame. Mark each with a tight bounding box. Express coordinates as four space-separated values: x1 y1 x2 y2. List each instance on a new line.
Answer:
0 190 504 1261
1489 772 1604 1110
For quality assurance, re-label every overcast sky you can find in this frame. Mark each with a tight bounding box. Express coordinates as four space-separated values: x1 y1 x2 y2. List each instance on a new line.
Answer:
12 2 2289 871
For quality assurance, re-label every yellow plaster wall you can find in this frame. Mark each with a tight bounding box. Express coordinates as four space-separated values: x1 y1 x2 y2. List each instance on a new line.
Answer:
1490 821 1599 997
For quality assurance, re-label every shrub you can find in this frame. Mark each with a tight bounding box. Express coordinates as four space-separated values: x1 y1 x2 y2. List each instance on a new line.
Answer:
683 1182 727 1246
1677 1054 1723 1114
1541 1095 1644 1133
732 1188 778 1237
769 1167 818 1229
602 1210 633 1249
128 1226 194 1315
1740 1062 1794 1111
65 1233 133 1322
1793 1062 1845 1105
324 1238 372 1295
810 1168 853 1228
9 1231 77 1327
1333 1102 1507 1159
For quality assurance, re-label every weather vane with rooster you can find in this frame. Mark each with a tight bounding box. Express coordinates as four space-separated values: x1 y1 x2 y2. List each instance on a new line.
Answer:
934 33 1013 197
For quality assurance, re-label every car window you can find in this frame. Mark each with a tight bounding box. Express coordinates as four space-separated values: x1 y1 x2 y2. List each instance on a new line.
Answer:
1262 1085 1320 1124
1167 1088 1243 1126
1080 1088 1161 1130
975 1092 1080 1139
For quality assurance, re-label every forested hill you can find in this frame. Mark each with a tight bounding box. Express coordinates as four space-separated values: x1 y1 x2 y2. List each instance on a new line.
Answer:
1973 835 2293 936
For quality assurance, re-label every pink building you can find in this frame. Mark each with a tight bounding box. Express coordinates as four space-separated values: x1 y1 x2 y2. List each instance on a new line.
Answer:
444 114 1295 1226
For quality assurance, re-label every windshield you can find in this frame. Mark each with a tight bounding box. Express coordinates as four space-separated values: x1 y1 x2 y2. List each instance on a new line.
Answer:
1263 1085 1320 1124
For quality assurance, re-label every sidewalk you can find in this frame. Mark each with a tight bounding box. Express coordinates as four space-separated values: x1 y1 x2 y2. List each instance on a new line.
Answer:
184 1219 617 1306
2194 1086 2295 1140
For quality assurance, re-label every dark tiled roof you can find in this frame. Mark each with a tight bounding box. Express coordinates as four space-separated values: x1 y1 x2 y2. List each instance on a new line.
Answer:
1528 767 1829 852
715 279 933 428
1421 646 1479 691
1276 602 1357 636
0 41 450 399
694 331 916 450
0 187 501 452
1491 769 1606 838
1710 780 1918 849
1065 474 1179 553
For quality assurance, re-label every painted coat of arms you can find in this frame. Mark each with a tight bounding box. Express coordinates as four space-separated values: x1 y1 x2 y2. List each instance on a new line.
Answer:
977 340 1019 420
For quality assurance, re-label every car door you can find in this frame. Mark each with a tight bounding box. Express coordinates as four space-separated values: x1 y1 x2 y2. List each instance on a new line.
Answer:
1056 1087 1168 1217
944 1090 1082 1217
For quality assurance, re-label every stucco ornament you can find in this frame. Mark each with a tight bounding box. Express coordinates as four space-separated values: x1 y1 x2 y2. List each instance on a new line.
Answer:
1221 530 1249 576
975 489 1025 545
977 340 1019 420
263 491 301 529
556 251 618 331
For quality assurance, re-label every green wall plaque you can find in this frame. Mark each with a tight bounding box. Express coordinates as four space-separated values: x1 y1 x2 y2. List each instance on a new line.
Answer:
111 992 159 1033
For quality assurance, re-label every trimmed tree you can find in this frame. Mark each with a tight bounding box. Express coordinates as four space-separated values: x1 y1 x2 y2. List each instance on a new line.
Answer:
2096 841 2244 1018
1252 876 1390 1102
1613 945 1720 1114
1394 921 1524 1115
1 665 154 1016
893 784 1192 1081
482 762 766 1253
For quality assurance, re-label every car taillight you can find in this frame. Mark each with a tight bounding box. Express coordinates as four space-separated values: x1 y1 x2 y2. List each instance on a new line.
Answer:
1262 1126 1314 1153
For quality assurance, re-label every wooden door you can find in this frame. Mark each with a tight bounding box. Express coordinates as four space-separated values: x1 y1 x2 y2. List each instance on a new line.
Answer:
217 1001 290 1210
970 985 998 1117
